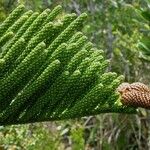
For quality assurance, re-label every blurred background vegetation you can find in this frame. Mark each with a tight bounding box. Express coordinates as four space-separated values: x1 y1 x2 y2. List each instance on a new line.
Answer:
0 0 150 149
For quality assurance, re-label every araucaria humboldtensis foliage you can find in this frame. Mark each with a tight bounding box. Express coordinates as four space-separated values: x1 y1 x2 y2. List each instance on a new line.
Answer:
0 5 136 125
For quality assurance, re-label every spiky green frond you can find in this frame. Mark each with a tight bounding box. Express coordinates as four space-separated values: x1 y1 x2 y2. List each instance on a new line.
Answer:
0 5 136 125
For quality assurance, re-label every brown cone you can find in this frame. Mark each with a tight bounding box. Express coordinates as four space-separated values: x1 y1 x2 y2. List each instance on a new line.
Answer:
117 82 150 109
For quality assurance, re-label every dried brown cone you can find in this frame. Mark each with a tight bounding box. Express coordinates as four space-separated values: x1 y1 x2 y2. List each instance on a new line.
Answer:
117 82 150 109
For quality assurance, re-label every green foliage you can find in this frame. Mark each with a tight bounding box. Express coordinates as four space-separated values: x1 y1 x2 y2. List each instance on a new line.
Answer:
136 2 150 61
0 5 136 125
60 0 146 82
0 1 149 150
71 126 84 150
0 123 62 150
